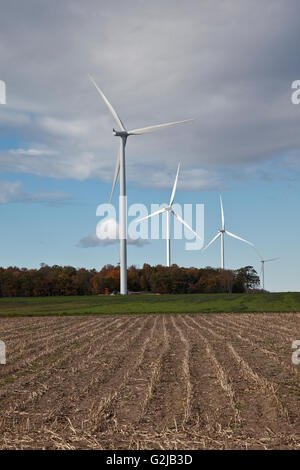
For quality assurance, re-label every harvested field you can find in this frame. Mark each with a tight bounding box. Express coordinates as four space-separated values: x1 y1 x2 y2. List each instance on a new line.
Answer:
0 313 299 450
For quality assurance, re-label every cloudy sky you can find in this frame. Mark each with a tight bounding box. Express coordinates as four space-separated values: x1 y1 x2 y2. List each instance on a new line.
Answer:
0 0 300 291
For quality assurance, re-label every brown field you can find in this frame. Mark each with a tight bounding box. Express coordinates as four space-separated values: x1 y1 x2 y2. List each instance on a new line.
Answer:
0 313 299 450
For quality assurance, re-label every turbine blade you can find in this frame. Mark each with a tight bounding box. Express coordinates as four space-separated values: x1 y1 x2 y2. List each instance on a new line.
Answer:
172 209 202 240
169 162 181 206
264 257 280 263
225 230 254 246
109 142 121 203
137 208 166 223
202 232 221 251
127 118 194 135
254 247 264 261
220 195 225 230
89 75 126 131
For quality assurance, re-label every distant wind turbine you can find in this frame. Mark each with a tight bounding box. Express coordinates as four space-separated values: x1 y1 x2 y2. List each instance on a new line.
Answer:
255 249 279 290
203 196 254 269
89 76 194 295
138 163 202 267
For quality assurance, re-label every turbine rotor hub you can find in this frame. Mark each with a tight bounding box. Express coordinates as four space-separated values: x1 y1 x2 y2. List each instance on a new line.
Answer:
113 128 128 137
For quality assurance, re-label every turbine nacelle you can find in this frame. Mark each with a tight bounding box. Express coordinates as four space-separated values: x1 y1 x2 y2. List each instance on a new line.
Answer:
113 128 128 137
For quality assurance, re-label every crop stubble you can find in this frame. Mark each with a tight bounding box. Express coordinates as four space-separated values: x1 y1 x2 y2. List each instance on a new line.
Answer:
0 313 299 449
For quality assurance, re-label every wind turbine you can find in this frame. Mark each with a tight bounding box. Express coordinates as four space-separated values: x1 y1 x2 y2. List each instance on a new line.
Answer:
137 162 202 267
203 196 254 269
89 75 194 294
255 249 279 290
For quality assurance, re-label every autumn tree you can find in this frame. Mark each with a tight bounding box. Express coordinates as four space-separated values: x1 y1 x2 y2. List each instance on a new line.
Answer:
233 266 260 293
0 264 260 297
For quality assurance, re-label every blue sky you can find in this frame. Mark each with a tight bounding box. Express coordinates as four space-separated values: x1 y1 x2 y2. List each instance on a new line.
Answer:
0 167 298 292
0 0 300 291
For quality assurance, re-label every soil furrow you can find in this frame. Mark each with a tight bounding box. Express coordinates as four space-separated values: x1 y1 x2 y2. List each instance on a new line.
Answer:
0 316 151 447
0 317 127 405
136 316 194 435
0 317 108 380
187 316 297 447
0 314 299 450
199 315 299 377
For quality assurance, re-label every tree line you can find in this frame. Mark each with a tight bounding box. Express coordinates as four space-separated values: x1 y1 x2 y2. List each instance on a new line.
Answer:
0 264 260 297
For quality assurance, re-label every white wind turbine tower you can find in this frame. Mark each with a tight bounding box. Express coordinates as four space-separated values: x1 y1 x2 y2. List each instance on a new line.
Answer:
203 196 254 269
138 163 202 267
89 76 194 294
255 249 279 290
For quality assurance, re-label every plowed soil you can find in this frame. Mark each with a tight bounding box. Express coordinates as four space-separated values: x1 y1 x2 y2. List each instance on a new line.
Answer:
0 313 299 449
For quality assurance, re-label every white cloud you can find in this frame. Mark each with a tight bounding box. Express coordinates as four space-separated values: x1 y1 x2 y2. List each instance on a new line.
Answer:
40 117 90 137
78 233 149 248
0 181 23 203
0 108 32 127
129 165 224 192
0 180 73 204
78 218 149 248
0 0 300 190
11 147 58 156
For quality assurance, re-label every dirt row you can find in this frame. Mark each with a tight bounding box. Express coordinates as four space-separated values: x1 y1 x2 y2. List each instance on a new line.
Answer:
0 314 299 449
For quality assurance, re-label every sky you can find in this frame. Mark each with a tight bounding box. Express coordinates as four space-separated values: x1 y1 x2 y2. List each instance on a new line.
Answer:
0 0 300 291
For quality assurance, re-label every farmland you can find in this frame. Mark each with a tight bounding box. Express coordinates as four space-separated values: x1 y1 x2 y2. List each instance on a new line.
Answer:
0 313 299 449
1 292 300 316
